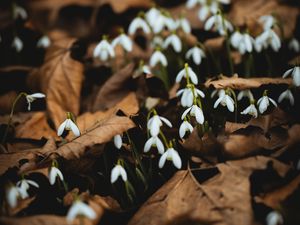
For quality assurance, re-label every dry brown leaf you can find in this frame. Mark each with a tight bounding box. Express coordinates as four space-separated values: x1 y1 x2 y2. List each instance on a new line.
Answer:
36 37 84 128
0 215 71 225
204 74 292 90
128 156 290 225
0 91 17 114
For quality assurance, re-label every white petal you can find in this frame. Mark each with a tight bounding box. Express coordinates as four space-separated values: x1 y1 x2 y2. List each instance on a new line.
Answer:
179 122 188 138
259 97 269 113
269 98 277 107
181 107 192 120
170 149 182 169
292 67 300 86
114 135 122 149
119 167 127 182
156 137 165 154
225 95 235 112
175 69 185 83
158 152 168 168
204 16 215 31
188 68 198 85
30 93 45 98
192 105 204 124
57 120 67 136
69 120 80 137
214 96 223 108
192 48 201 65
144 137 155 152
67 202 81 222
7 187 19 208
160 116 172 127
111 166 120 183
27 180 39 188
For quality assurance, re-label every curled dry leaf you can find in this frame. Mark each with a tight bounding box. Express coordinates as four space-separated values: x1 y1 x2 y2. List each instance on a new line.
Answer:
128 156 290 225
204 74 292 90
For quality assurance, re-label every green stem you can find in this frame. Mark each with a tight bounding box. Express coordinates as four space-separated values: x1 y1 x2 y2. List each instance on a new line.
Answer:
159 131 169 148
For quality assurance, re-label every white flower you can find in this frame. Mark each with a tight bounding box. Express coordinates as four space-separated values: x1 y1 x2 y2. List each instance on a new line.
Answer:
93 38 115 61
288 38 300 52
204 13 233 35
186 0 201 8
177 17 191 33
110 165 127 183
266 211 283 225
112 33 132 52
198 1 219 21
57 118 80 137
159 148 182 169
179 121 194 138
231 32 254 54
128 17 151 35
26 93 45 111
176 64 198 85
176 87 205 107
16 179 39 199
144 136 165 154
12 36 23 52
147 115 172 137
150 36 164 48
163 33 182 52
146 7 161 28
213 89 235 112
181 104 204 124
37 35 51 48
149 50 168 67
113 134 123 149
49 167 64 185
67 200 96 223
259 15 276 30
6 185 20 208
282 66 300 87
237 89 254 101
13 5 27 20
278 89 294 105
142 65 152 75
255 29 281 52
185 46 206 65
257 91 277 114
152 15 176 33
241 103 258 118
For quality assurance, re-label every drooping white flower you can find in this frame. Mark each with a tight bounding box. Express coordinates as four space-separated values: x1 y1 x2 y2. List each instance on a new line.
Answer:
147 115 172 137
13 4 27 20
149 50 168 67
112 33 132 52
176 87 205 107
128 17 151 35
150 36 164 49
181 104 204 124
231 31 254 54
259 15 277 30
152 14 176 33
186 0 202 8
204 13 233 35
198 1 219 21
257 91 277 114
282 66 300 87
159 148 182 169
255 29 281 52
57 116 80 137
176 64 198 85
144 136 165 154
67 200 96 223
266 211 283 225
37 35 51 48
185 46 206 65
110 165 127 183
145 7 161 28
16 179 39 199
25 93 45 111
288 38 300 53
237 89 254 101
278 89 294 105
113 134 123 149
163 33 182 52
6 185 20 208
49 167 64 185
179 121 194 138
12 36 23 52
93 38 115 61
177 17 191 33
213 89 235 112
241 103 258 118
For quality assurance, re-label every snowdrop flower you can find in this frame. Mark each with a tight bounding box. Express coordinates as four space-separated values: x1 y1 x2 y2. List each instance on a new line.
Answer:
237 89 254 101
231 32 254 54
179 120 194 138
147 114 172 137
25 93 45 111
144 136 165 154
255 29 281 52
112 33 132 52
151 36 164 49
152 14 176 33
282 66 300 87
257 90 277 114
12 36 23 52
213 89 235 112
185 46 206 65
67 200 96 223
93 38 115 61
13 4 27 20
49 166 64 185
266 211 283 225
176 86 205 107
163 33 182 52
128 17 151 35
146 7 161 28
198 1 219 21
57 113 80 137
186 0 202 8
6 185 20 208
113 134 123 149
37 35 51 48
278 89 294 105
259 15 277 30
110 164 127 183
204 12 233 35
159 147 182 169
181 104 204 124
16 178 39 199
241 103 258 118
288 38 300 53
176 63 198 85
149 49 168 67
177 17 191 33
